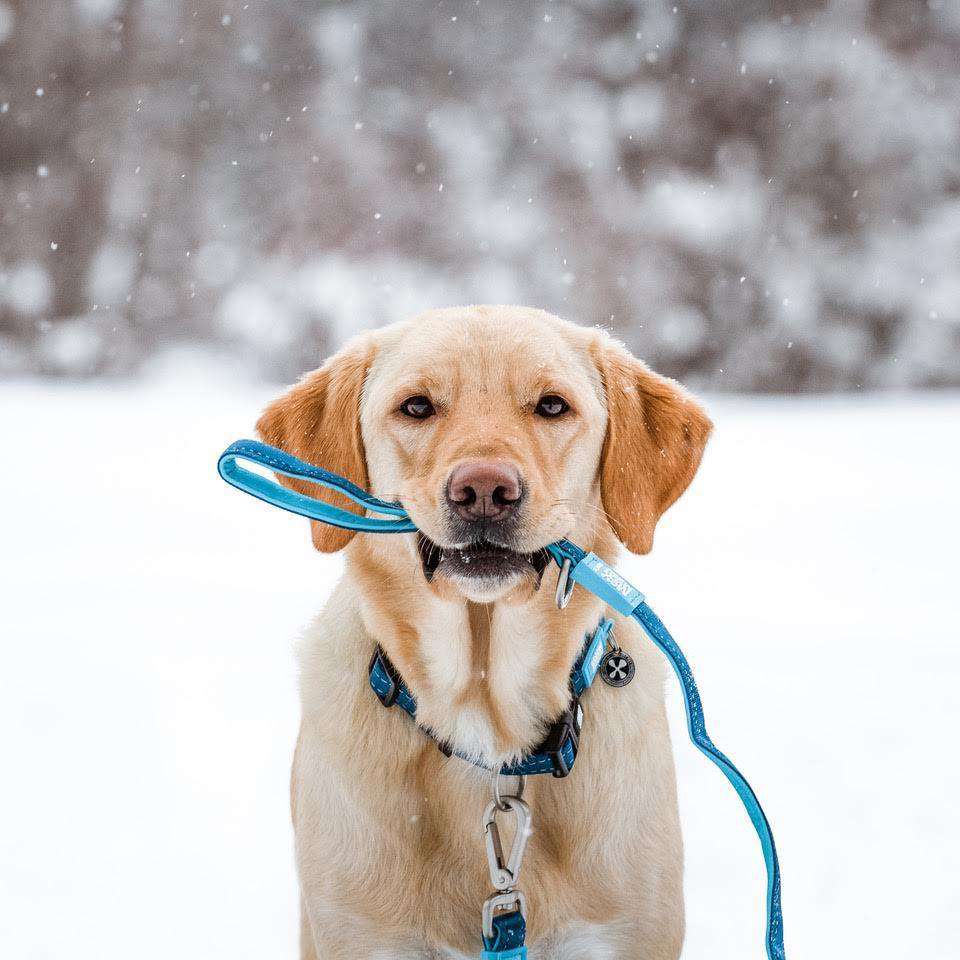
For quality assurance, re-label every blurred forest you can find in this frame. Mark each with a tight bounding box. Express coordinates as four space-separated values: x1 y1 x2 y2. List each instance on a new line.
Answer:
1 0 958 391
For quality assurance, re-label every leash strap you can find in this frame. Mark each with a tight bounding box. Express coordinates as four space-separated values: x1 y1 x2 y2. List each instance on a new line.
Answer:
216 441 786 960
545 540 786 960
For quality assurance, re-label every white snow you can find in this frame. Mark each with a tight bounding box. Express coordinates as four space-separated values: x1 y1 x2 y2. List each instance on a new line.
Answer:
88 243 138 306
1 374 958 959
3 261 53 316
73 0 123 25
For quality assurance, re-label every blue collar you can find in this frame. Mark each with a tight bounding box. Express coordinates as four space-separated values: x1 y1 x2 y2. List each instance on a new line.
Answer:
368 618 614 778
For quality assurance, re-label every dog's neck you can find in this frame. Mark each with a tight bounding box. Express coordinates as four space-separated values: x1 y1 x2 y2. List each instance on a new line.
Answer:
348 527 617 766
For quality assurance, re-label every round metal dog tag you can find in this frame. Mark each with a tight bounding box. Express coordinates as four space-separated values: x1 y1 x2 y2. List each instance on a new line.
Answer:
600 649 635 687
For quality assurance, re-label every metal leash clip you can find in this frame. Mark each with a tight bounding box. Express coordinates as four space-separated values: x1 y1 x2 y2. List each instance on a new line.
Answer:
484 794 531 890
481 774 532 944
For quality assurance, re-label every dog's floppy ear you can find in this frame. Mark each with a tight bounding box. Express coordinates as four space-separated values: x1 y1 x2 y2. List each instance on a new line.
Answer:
256 336 375 552
592 334 712 555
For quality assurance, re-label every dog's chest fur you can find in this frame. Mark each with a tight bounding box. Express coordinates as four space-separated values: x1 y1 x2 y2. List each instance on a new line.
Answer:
293 576 684 958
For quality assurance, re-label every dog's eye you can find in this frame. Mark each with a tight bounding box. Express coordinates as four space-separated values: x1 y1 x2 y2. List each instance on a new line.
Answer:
534 394 570 418
399 395 436 419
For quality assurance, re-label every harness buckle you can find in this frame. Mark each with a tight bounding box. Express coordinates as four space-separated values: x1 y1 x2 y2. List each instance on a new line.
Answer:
537 696 583 778
368 646 401 708
483 796 532 891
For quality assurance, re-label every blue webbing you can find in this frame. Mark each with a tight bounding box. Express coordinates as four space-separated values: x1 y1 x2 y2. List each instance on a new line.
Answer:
369 622 607 778
482 910 528 959
217 440 786 960
631 598 784 960
218 439 417 533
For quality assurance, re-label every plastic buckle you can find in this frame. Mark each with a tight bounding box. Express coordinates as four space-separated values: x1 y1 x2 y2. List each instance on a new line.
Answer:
537 696 583 778
368 646 401 708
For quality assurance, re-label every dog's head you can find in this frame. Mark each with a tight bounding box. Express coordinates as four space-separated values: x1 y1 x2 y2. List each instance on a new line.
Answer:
257 306 711 601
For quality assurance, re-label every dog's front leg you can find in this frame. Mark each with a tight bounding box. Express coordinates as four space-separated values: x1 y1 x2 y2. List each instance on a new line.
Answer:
298 898 319 960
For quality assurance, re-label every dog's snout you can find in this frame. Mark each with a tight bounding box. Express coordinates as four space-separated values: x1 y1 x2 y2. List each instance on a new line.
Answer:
446 460 522 522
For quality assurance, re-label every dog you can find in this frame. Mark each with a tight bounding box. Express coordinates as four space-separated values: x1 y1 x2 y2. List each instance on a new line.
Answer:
256 305 711 959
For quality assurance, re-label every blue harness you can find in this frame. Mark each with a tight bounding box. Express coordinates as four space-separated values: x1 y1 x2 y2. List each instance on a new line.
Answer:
218 439 786 960
370 617 613 779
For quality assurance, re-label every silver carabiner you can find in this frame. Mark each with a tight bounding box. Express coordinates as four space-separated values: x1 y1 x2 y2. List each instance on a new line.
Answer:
555 557 575 609
483 796 532 892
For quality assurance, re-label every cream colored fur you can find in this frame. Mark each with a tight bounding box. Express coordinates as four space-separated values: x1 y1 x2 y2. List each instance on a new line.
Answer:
257 307 712 959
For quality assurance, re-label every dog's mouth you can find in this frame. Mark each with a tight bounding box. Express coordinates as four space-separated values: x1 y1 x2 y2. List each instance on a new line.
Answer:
417 534 550 584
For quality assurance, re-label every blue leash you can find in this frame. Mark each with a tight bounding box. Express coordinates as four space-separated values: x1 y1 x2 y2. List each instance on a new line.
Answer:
544 540 784 960
218 439 786 960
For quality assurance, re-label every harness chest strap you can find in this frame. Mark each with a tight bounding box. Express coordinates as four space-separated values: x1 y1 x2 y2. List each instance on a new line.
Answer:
368 618 614 779
217 440 787 960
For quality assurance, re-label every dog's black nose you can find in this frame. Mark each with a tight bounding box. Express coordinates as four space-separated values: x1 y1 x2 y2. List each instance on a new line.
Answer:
446 460 522 522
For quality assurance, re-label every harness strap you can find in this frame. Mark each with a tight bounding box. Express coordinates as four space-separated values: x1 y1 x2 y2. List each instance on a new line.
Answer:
368 620 612 778
217 440 787 960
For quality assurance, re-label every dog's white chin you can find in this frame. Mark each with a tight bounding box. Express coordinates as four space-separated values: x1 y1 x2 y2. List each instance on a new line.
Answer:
448 571 525 602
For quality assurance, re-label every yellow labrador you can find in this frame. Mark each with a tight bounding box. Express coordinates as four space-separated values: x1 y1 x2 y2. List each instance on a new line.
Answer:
257 306 711 959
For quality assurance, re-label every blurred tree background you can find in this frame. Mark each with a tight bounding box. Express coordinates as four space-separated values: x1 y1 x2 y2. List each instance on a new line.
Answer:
1 0 958 390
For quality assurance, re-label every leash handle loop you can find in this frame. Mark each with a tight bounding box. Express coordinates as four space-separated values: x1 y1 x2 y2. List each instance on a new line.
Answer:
217 439 417 534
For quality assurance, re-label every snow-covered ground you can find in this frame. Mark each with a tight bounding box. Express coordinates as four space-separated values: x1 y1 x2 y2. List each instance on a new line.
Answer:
2 365 958 959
